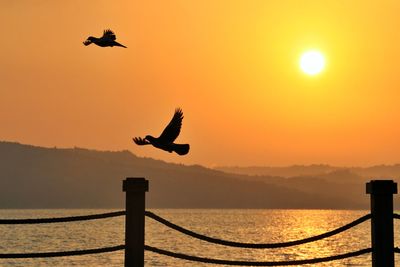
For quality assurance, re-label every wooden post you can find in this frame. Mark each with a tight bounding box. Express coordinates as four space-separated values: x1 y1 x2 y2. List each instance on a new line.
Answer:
366 180 397 267
123 177 149 267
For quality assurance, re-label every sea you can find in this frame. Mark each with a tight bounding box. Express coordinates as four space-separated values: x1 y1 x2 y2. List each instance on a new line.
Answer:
0 209 398 267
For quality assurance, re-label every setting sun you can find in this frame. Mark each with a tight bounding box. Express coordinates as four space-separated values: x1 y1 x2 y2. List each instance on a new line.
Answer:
300 51 325 75
2 0 400 168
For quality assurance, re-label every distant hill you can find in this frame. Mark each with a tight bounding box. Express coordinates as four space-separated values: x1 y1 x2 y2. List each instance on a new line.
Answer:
215 165 400 179
0 141 397 209
215 165 340 177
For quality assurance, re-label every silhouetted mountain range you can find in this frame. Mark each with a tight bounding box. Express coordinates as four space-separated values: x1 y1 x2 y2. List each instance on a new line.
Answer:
0 141 398 209
215 165 400 179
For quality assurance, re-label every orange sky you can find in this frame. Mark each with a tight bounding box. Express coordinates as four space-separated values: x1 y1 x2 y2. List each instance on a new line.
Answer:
1 1 400 167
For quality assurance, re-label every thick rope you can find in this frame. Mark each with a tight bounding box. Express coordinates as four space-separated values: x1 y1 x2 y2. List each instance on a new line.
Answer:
0 211 125 224
145 245 371 266
145 211 371 249
0 245 125 258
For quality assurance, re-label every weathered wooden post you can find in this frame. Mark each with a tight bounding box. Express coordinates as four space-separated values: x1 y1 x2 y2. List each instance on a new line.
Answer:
366 180 397 267
123 177 149 267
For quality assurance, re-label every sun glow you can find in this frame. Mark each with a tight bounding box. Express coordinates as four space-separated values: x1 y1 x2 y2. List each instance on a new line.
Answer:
300 51 325 75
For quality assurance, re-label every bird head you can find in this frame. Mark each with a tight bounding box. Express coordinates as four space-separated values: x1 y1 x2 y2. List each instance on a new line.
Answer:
83 37 95 46
144 135 155 142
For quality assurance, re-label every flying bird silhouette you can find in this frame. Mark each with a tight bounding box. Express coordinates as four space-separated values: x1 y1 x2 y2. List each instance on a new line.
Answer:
133 108 190 156
83 29 127 48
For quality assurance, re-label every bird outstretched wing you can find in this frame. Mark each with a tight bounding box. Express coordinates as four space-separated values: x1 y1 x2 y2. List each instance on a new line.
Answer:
133 137 150 145
158 108 184 144
102 29 116 41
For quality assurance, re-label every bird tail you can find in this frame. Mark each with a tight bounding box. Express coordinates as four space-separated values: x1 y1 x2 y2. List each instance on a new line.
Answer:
172 144 190 156
114 41 127 48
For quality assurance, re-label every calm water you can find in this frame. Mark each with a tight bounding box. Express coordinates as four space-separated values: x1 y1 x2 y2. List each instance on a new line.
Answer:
0 209 398 266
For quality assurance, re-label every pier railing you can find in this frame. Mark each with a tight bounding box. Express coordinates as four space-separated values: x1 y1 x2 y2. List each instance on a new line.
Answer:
0 178 397 266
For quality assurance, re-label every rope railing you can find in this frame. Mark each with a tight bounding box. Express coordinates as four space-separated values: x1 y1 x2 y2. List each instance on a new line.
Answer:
0 179 396 266
0 211 126 259
0 211 125 224
0 245 125 258
145 211 371 249
145 245 371 266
